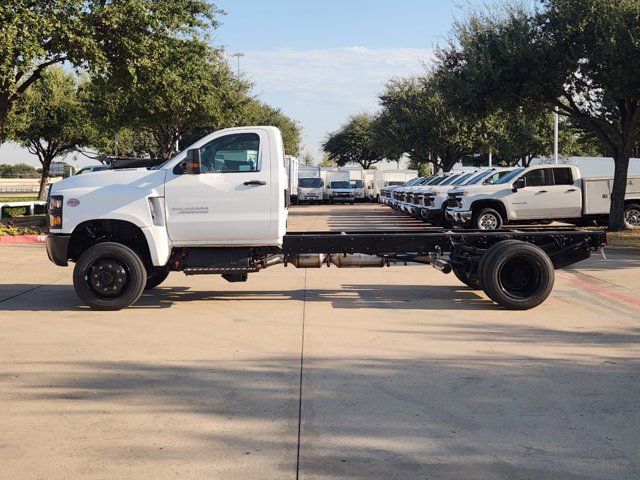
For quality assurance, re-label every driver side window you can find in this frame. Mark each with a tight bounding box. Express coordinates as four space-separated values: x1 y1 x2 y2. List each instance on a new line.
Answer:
523 169 548 187
200 132 260 173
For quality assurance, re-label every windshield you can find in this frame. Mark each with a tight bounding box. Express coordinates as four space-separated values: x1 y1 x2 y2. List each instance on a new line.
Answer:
386 181 405 186
350 179 364 188
428 176 448 185
330 181 351 189
495 168 525 184
299 177 323 188
466 170 495 185
400 178 422 186
451 173 474 185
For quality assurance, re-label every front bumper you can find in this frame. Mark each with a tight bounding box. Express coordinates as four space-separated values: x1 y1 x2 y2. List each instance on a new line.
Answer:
299 193 321 202
420 207 443 224
330 195 354 203
46 234 71 266
444 209 473 227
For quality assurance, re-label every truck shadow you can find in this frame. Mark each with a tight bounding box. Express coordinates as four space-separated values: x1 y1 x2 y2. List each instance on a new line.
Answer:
134 284 494 311
0 284 495 312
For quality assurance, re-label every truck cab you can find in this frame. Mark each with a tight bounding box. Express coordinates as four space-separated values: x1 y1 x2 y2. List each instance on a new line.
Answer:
47 126 288 268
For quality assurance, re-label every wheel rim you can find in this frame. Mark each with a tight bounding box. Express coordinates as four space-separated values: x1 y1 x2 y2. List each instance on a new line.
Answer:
497 257 541 299
624 208 640 228
87 259 129 297
478 213 499 230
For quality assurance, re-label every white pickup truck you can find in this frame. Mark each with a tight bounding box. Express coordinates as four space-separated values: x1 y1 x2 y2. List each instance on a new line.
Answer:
45 126 605 311
445 164 640 229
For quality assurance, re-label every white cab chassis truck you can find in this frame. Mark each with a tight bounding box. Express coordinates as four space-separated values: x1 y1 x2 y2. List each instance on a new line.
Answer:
445 165 640 230
46 127 605 311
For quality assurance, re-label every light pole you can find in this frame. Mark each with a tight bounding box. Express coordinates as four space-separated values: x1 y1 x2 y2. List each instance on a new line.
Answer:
231 52 244 76
554 106 559 164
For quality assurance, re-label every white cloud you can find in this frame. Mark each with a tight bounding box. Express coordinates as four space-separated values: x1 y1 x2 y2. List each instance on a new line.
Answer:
240 46 435 158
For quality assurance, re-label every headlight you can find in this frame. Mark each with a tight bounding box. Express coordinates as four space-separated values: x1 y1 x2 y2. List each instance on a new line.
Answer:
48 195 63 229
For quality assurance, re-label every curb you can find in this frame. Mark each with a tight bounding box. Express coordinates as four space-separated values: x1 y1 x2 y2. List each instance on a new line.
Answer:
0 235 47 244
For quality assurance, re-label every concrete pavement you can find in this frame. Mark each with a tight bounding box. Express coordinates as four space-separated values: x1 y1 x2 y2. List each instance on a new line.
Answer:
0 204 639 479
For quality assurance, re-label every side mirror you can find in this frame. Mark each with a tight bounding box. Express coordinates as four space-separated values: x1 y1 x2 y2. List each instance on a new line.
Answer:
512 178 525 191
179 149 201 174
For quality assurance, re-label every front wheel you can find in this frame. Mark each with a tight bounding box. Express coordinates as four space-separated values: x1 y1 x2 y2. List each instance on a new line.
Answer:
73 242 147 310
624 203 640 228
473 208 503 230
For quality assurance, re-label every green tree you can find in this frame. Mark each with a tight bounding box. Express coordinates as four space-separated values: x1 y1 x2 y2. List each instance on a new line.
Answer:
0 1 219 148
322 113 387 169
87 40 248 160
378 76 486 172
0 163 39 178
437 0 640 230
319 154 336 167
239 99 301 156
7 67 90 199
300 151 315 166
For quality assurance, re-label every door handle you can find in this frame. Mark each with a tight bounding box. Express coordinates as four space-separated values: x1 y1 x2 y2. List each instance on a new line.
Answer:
244 180 267 186
538 190 548 193
565 188 577 192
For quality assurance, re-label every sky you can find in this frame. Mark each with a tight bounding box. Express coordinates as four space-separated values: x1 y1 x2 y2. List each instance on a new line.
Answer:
1 0 481 168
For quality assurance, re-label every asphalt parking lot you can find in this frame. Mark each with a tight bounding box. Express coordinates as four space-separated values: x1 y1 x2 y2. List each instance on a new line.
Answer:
1 203 639 479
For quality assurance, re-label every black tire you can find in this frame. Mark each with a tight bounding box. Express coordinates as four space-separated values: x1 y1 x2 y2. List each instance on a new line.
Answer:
473 208 503 230
480 241 554 310
624 203 640 228
477 240 524 292
452 266 481 290
145 267 170 290
73 242 147 310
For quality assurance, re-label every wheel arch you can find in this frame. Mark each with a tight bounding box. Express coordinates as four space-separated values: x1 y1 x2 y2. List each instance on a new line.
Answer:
68 219 155 269
470 200 508 222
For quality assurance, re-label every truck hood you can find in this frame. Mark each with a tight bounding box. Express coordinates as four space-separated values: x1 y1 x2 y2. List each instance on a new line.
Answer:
448 184 503 195
50 168 167 197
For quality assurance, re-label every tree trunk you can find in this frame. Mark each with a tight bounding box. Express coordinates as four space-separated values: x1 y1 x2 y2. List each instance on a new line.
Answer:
0 95 9 146
37 155 54 201
608 151 630 231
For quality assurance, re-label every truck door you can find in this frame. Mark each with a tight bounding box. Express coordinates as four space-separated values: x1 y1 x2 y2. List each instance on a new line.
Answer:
509 168 551 219
548 167 582 217
164 131 273 244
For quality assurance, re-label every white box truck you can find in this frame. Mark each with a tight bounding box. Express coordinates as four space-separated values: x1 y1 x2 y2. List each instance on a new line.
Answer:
284 156 299 205
296 166 324 204
370 170 418 202
325 170 354 204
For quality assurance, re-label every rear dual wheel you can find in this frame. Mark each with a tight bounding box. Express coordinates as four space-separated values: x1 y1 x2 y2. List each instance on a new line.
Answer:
477 240 554 310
